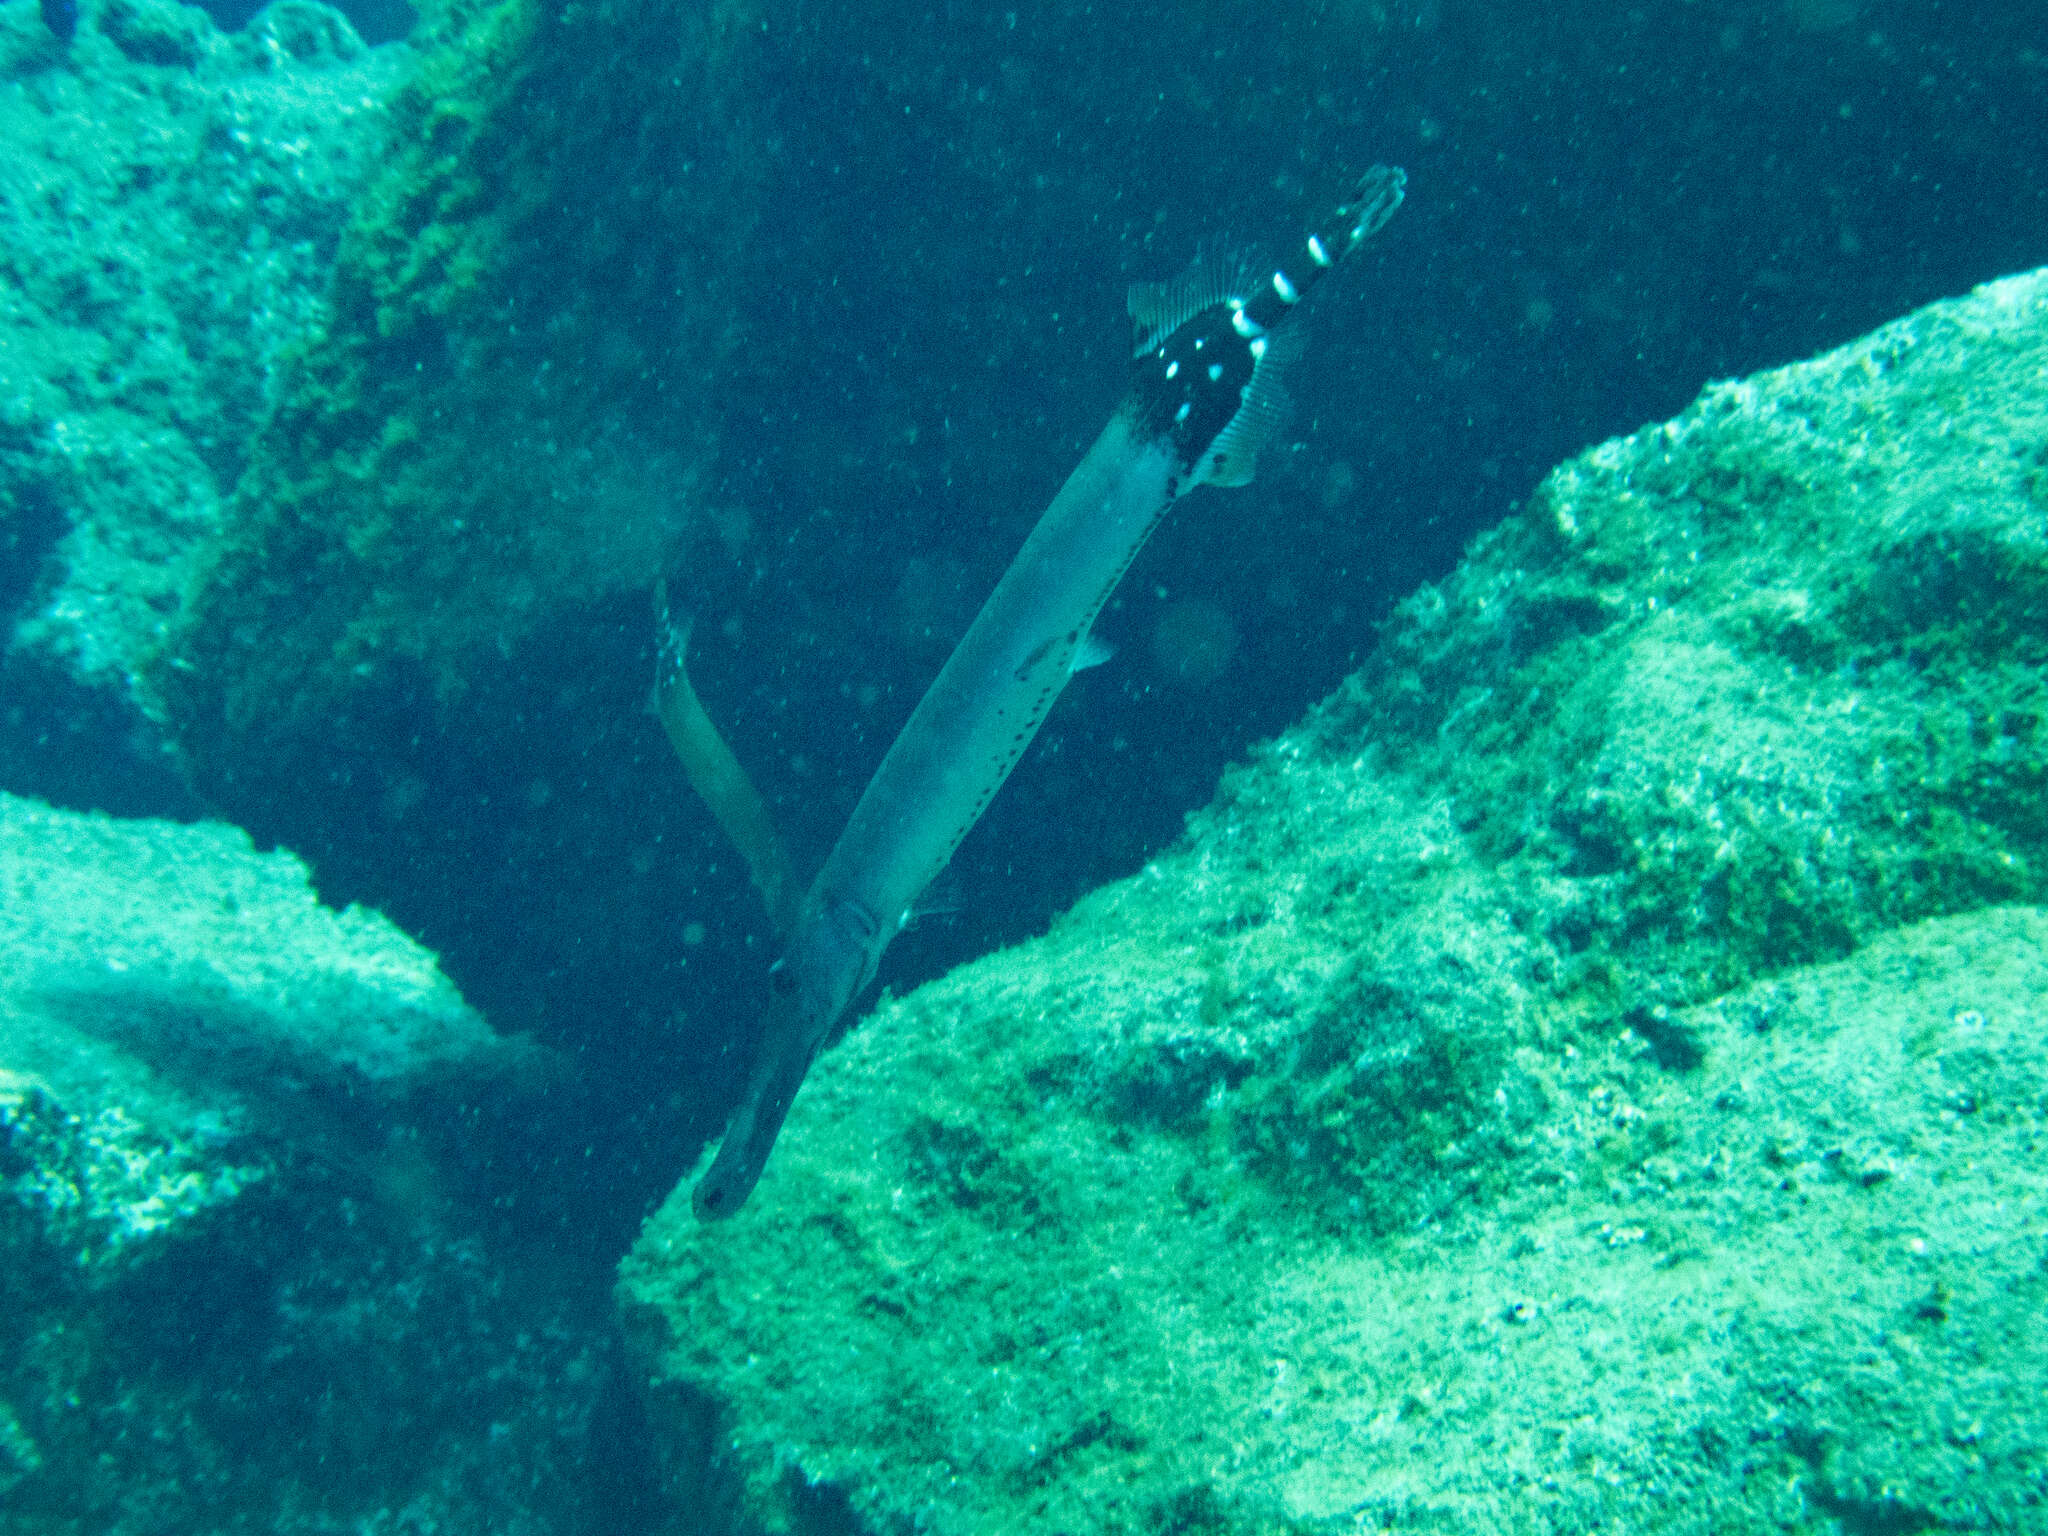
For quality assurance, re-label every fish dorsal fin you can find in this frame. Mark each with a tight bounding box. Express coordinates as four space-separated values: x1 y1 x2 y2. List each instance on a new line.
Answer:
1127 252 1261 358
1128 168 1404 494
1193 317 1303 489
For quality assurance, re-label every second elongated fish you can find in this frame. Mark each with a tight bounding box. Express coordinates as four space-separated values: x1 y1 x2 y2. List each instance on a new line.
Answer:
681 166 1406 1218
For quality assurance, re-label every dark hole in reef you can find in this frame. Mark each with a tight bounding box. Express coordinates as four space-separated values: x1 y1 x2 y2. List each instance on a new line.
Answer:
0 477 65 622
1623 1003 1703 1072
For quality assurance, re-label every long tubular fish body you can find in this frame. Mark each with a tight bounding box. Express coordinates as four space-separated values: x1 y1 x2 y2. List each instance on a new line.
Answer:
822 411 1177 935
691 167 1405 1219
692 417 1175 1218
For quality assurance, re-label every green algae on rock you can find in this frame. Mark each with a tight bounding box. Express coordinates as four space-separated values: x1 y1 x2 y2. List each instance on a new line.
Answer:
619 269 2048 1534
160 0 779 772
0 789 508 1273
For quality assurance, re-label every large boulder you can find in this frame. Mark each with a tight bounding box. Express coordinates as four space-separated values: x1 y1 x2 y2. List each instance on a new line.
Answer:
0 791 625 1533
619 268 2048 1534
0 0 398 807
158 0 772 786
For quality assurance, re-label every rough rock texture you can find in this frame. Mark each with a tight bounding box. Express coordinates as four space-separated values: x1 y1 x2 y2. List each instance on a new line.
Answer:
1 788 503 1099
0 0 396 709
0 790 634 1534
124 0 790 1165
159 0 770 765
619 269 2048 1535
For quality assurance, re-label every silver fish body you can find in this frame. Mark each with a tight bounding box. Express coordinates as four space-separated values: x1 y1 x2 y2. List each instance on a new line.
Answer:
690 167 1406 1218
692 409 1176 1218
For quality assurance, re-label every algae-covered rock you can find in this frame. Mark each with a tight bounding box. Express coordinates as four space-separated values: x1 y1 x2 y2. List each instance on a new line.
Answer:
160 0 777 766
619 269 2048 1534
0 789 504 1113
0 781 514 1286
98 0 212 68
0 0 398 690
116 0 790 1110
0 0 400 815
0 791 615 1534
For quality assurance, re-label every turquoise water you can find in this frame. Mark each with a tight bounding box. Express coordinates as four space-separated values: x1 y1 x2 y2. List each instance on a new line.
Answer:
0 1 2043 1530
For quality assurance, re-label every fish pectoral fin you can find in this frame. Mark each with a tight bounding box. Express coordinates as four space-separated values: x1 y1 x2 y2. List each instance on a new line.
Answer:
1069 633 1117 673
1196 367 1293 490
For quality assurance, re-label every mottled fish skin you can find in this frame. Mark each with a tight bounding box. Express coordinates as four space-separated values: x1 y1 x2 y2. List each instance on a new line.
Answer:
41 0 77 41
691 168 1406 1220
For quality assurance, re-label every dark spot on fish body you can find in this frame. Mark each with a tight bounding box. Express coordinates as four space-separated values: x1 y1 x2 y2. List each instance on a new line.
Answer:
41 0 77 40
1014 637 1055 681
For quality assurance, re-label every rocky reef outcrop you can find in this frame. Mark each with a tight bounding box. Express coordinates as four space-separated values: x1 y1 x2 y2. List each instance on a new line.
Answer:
0 789 630 1532
620 269 2048 1535
1 0 398 805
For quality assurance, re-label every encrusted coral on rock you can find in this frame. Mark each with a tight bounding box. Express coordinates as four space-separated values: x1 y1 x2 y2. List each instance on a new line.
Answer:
620 269 2048 1535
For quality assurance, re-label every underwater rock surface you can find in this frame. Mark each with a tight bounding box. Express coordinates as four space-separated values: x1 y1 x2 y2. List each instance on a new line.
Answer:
0 0 395 808
0 0 394 688
162 0 771 772
138 0 790 1161
0 791 620 1532
620 269 2048 1534
0 788 503 1103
